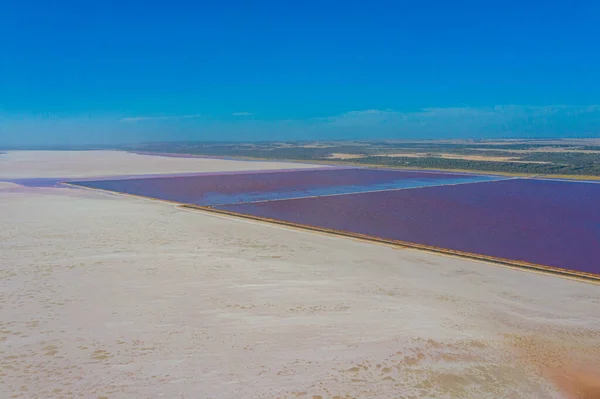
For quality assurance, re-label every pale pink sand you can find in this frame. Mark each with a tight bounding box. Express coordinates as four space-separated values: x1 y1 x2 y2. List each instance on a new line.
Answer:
2 187 600 398
1 152 599 398
0 182 23 190
0 150 325 179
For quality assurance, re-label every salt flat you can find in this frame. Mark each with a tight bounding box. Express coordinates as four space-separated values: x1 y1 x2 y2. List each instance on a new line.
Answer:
0 151 323 179
1 152 599 398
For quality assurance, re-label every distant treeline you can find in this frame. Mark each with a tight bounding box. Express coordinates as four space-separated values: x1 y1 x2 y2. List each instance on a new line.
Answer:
125 142 600 176
125 143 374 159
519 152 600 164
347 156 600 176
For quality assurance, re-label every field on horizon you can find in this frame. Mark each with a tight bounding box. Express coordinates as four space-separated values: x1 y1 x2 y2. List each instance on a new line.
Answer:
123 138 600 178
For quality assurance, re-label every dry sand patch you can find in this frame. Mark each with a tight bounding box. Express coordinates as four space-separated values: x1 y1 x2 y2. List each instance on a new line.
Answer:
472 147 600 154
0 182 23 190
332 152 552 164
0 150 325 179
383 152 552 163
326 153 365 159
383 152 518 161
1 150 599 398
2 186 599 398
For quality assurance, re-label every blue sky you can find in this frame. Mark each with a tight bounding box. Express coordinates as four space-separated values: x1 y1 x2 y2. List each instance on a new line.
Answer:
1 1 600 145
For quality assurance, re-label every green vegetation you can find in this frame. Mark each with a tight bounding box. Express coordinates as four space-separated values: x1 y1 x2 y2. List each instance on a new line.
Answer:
127 142 377 159
124 140 600 177
519 152 600 164
349 156 600 176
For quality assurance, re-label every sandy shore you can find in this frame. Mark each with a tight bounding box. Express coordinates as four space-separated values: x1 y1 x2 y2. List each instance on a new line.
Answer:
0 151 324 179
1 152 599 398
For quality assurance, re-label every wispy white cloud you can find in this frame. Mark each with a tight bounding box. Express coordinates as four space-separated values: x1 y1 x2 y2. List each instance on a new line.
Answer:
319 105 600 137
232 112 254 116
121 114 203 122
3 105 600 146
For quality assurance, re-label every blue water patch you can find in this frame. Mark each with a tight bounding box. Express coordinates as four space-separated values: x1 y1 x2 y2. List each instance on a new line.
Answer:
199 175 505 206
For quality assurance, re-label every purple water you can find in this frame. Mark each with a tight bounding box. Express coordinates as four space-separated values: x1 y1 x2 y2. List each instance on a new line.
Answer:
0 166 337 188
216 179 600 275
67 166 342 182
71 168 502 206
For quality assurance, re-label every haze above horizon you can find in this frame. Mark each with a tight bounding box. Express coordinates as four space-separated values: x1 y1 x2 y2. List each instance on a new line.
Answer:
1 1 599 145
